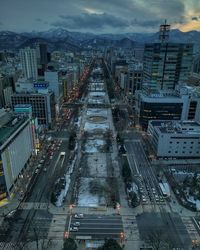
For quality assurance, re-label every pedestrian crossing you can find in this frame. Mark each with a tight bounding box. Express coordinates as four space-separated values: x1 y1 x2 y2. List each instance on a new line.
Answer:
18 202 49 210
47 214 67 239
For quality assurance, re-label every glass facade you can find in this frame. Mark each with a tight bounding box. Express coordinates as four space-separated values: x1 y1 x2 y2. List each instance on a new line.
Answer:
0 154 7 200
139 102 183 129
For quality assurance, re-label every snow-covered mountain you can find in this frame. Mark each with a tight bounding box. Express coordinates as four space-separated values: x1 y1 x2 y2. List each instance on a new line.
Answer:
0 28 199 52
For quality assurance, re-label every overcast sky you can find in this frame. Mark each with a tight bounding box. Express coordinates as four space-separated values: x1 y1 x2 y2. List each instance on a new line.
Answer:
0 0 200 33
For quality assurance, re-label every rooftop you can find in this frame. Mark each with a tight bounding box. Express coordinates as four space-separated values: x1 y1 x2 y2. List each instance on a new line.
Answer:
150 120 200 135
0 117 28 147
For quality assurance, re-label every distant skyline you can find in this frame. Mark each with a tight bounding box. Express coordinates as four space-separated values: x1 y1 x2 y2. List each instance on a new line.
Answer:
0 0 200 33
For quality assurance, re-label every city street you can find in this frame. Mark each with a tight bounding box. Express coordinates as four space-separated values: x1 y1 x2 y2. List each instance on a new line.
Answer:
68 214 123 240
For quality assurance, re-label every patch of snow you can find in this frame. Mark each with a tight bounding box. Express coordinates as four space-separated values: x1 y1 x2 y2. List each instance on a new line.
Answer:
55 174 71 207
84 139 105 153
84 121 109 132
77 178 99 207
88 154 107 177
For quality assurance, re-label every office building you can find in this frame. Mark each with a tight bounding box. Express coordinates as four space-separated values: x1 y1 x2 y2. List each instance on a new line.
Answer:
19 47 38 80
38 43 48 65
0 111 34 201
0 74 14 108
11 91 55 128
143 43 193 90
135 85 200 129
126 64 143 96
148 120 200 158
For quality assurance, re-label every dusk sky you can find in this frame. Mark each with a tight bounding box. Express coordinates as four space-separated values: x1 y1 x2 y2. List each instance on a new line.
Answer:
0 0 200 33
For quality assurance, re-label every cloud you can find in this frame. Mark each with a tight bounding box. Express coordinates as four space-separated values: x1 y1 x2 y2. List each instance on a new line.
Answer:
36 18 42 22
0 0 200 33
52 13 129 30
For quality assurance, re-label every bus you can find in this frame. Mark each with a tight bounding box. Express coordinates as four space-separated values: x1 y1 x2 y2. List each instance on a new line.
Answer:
159 182 170 198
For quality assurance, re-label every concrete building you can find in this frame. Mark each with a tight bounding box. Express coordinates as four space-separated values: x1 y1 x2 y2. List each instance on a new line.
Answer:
143 43 193 90
44 71 61 103
126 64 143 96
11 91 55 128
0 74 14 108
38 43 48 65
19 47 38 80
135 85 200 129
0 111 34 201
148 120 200 158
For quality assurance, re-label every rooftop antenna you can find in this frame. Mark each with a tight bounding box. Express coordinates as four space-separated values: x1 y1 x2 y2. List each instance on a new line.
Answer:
159 19 170 43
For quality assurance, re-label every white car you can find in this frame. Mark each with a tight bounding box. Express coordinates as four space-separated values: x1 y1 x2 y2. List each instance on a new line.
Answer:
50 156 53 159
35 169 39 174
74 213 84 218
69 227 78 232
6 209 17 218
73 222 80 226
43 168 47 172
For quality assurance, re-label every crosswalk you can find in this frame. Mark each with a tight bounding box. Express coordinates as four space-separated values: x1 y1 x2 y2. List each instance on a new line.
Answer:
182 216 200 244
47 214 67 239
18 202 49 210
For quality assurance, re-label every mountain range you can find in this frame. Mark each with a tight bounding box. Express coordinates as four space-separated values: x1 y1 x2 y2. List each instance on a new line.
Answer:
0 28 200 52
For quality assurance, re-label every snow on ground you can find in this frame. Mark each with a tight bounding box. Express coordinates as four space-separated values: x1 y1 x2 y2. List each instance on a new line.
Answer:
86 108 108 117
84 139 105 153
77 178 99 207
55 175 71 207
187 196 200 210
84 121 109 132
89 92 106 97
88 98 105 104
88 154 107 177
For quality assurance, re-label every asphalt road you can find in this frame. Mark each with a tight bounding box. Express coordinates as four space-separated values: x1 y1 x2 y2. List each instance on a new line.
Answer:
2 120 72 244
125 137 165 206
68 214 123 240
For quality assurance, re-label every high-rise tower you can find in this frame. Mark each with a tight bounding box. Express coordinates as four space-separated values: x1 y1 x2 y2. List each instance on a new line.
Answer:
19 47 38 80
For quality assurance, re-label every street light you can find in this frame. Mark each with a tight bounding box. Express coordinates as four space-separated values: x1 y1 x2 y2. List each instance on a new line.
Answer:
69 204 75 214
116 203 121 214
64 231 69 239
119 232 125 243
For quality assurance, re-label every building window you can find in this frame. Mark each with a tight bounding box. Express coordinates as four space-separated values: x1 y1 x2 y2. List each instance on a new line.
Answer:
182 151 185 154
168 151 171 153
184 142 187 144
175 151 178 153
177 142 179 144
170 141 172 144
191 142 194 144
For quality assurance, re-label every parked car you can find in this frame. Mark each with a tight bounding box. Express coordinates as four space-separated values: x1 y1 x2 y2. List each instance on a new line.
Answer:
5 209 17 219
74 213 84 218
69 227 78 232
73 222 80 226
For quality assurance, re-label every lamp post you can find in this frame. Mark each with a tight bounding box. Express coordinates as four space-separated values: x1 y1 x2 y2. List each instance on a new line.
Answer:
119 231 125 244
69 204 75 214
64 231 69 239
116 203 121 215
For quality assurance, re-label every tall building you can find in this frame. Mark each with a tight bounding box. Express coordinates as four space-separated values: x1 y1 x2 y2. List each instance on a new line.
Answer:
143 43 193 90
0 110 34 201
19 47 38 80
39 43 48 65
11 92 55 128
135 85 200 129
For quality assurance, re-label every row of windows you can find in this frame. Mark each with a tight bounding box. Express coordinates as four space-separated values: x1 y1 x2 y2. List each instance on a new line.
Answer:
169 141 200 144
168 151 199 154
